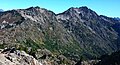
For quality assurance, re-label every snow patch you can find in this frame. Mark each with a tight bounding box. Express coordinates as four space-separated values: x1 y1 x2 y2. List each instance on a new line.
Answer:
87 26 96 34
74 8 81 14
1 25 5 29
57 15 70 20
49 27 53 30
67 30 72 33
2 20 8 24
38 28 41 31
101 17 109 22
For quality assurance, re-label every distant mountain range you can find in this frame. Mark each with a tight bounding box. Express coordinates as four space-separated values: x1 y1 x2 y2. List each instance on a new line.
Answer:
0 6 120 65
114 17 120 20
0 9 4 12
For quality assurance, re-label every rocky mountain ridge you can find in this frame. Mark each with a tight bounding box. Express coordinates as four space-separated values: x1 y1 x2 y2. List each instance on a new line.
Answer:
0 6 120 65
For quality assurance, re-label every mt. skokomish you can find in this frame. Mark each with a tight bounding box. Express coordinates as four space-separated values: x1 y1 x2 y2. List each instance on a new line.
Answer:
0 6 120 65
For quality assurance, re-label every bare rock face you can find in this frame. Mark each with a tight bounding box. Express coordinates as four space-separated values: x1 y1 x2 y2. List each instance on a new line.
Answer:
0 48 42 65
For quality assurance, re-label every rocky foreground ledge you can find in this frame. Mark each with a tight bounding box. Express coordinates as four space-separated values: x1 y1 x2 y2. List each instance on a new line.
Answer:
0 47 74 65
0 48 43 65
0 47 101 65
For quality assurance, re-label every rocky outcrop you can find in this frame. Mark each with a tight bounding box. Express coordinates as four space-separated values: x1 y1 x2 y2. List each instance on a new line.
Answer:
35 49 75 65
0 48 42 65
81 60 101 65
0 47 74 65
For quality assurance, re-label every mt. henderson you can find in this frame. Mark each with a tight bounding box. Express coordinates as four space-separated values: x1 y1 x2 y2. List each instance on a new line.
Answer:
0 6 120 64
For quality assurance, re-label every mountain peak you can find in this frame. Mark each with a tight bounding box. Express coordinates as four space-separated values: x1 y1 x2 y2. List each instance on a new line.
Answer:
58 6 97 15
57 6 98 20
79 6 89 9
67 6 89 12
22 6 54 14
68 6 89 10
26 6 41 10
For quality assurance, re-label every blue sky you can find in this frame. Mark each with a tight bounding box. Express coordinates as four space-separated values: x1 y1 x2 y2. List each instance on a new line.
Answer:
0 0 120 17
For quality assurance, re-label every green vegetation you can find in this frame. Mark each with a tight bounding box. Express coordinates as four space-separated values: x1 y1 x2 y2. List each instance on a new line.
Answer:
0 44 5 49
15 38 44 57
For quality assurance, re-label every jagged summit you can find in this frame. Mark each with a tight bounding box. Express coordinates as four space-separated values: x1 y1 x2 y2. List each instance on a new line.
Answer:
57 6 99 21
21 6 55 14
58 6 97 15
68 6 90 12
26 6 40 10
